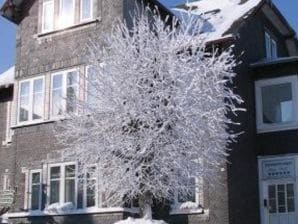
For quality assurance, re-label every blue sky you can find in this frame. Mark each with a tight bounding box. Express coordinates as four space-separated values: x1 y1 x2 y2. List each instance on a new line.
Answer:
0 0 297 74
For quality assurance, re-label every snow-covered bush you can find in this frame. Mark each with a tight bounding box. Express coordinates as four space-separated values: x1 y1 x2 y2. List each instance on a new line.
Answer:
55 6 242 219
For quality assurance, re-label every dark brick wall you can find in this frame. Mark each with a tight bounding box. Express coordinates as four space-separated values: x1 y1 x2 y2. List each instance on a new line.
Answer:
225 8 296 224
253 62 298 156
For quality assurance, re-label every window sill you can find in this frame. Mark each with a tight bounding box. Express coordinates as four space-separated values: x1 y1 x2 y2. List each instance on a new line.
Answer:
5 207 139 218
257 123 298 134
11 119 58 129
37 19 99 38
170 208 206 215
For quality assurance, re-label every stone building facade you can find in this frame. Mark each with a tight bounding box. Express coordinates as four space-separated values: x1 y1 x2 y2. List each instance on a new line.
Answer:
0 0 298 224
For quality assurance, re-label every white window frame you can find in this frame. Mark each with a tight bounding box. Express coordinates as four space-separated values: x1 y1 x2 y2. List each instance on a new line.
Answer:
171 177 203 214
59 0 76 28
265 31 278 60
50 68 79 118
28 169 42 211
80 0 93 22
83 164 99 208
17 76 45 125
255 75 298 133
47 162 78 208
42 0 54 33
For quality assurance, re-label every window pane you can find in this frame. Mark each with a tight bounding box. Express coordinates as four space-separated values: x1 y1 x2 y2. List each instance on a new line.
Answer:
65 165 76 178
81 0 92 21
178 177 196 203
65 179 75 204
19 82 30 122
261 83 293 124
31 185 40 210
287 184 295 212
53 74 63 89
87 67 97 106
265 33 271 59
50 180 60 204
86 181 96 207
33 79 44 120
20 82 30 96
32 173 40 184
52 89 64 116
20 96 30 122
60 0 75 28
66 71 78 113
271 40 277 59
43 1 54 32
86 166 96 207
269 185 277 214
50 167 60 179
278 185 286 213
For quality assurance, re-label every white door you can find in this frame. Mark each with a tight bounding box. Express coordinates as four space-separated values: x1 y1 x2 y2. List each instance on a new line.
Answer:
264 182 296 224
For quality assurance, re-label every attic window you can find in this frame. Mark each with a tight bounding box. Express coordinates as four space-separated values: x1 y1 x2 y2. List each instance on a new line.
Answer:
265 32 277 60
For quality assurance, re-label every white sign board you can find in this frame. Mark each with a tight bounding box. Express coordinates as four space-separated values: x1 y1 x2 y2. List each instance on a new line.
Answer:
262 159 295 180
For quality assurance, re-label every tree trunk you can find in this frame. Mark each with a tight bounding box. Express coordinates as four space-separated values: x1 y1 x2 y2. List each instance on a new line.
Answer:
139 192 153 219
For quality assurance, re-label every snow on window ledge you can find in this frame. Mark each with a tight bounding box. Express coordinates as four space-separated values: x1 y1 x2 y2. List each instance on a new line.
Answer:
170 202 206 215
4 207 139 218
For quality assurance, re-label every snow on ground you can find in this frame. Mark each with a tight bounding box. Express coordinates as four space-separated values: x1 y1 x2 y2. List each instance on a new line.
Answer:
114 217 167 224
0 66 15 88
172 0 262 42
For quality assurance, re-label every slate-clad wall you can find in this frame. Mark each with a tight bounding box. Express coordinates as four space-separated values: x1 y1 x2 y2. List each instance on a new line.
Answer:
227 8 297 224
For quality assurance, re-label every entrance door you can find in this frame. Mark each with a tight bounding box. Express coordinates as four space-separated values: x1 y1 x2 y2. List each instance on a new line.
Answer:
265 182 296 224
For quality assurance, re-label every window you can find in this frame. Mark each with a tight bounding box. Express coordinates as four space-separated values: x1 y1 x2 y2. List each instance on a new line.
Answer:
18 77 45 124
48 163 77 207
29 170 42 210
255 76 298 133
25 163 100 211
80 0 93 22
40 0 96 33
171 177 203 213
83 166 97 208
42 0 54 33
59 0 75 28
177 177 196 204
265 32 278 60
51 69 79 117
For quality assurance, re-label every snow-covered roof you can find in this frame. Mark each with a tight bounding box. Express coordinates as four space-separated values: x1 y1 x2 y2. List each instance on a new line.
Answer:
173 0 263 42
0 66 15 88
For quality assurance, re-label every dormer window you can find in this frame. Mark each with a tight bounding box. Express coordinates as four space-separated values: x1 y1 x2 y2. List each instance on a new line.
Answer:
265 31 277 60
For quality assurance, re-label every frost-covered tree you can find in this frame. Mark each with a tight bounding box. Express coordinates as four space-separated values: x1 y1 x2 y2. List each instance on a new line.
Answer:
55 7 243 221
